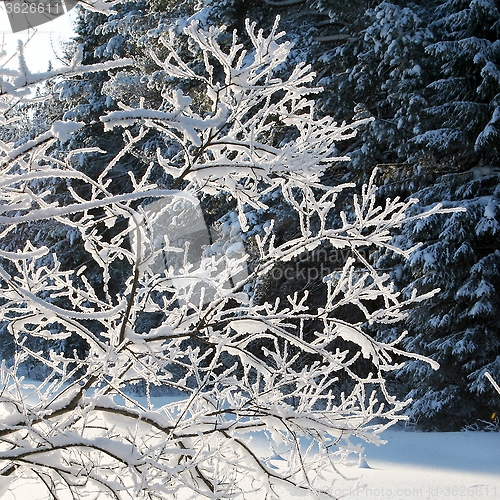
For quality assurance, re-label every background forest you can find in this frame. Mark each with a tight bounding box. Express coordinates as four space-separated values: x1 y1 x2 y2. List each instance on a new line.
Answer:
2 0 500 432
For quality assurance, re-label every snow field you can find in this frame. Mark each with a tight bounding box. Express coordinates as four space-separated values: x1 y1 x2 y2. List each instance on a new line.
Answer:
1 386 499 499
333 429 500 500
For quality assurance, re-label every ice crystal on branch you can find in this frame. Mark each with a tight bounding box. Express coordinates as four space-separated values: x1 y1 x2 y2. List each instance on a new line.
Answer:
0 17 450 500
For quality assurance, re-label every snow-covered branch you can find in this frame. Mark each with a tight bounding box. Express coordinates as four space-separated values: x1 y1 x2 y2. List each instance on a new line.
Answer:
0 16 454 500
0 48 132 98
485 372 500 396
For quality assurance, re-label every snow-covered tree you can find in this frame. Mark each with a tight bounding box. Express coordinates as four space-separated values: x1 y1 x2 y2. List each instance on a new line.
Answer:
414 0 500 164
344 2 435 169
0 16 450 499
374 167 500 430
0 25 134 380
293 1 500 430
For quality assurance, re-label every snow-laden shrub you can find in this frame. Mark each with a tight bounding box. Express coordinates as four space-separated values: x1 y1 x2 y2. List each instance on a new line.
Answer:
0 16 452 499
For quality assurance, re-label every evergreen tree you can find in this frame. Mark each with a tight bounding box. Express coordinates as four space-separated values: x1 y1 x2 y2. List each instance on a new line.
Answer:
298 1 500 429
376 168 500 429
414 0 500 164
332 1 435 176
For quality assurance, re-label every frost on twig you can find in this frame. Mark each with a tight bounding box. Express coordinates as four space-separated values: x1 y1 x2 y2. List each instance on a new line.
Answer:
0 18 450 500
0 39 132 99
485 372 500 396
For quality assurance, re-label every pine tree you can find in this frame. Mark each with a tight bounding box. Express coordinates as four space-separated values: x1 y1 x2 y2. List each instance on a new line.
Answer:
413 0 500 164
299 1 500 429
375 167 500 430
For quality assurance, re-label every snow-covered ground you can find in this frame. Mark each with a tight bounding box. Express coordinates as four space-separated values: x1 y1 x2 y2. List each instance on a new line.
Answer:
2 387 499 499
332 428 500 500
3 425 498 499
